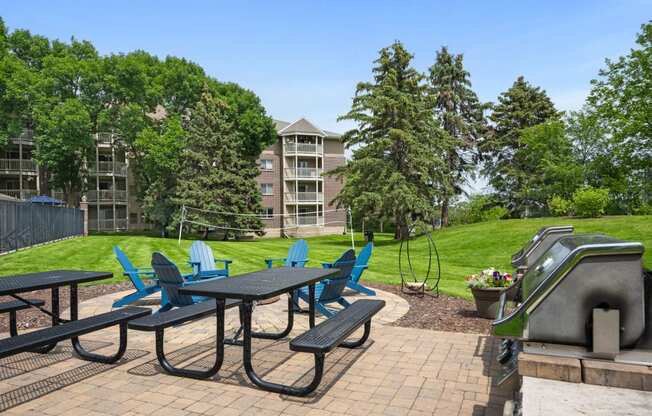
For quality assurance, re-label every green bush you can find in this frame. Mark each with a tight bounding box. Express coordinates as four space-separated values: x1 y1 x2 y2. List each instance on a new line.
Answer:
572 187 610 218
449 195 508 225
548 195 572 217
482 206 509 221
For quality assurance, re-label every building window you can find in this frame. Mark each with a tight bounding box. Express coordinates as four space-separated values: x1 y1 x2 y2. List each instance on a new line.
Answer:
260 159 273 170
260 208 273 219
261 183 273 195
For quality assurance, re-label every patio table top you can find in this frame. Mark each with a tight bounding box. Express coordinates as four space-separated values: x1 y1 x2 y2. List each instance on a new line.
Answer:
180 266 338 300
0 270 112 296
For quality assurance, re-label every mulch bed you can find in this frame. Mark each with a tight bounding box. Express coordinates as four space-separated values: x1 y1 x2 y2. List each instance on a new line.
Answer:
0 280 491 335
0 281 134 334
368 283 492 334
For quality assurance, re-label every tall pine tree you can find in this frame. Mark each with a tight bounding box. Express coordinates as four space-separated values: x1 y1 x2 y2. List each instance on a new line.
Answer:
175 90 264 238
330 42 446 239
481 76 560 216
427 47 486 227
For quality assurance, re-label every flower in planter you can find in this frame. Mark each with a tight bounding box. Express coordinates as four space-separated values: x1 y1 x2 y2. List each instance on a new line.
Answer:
466 268 512 289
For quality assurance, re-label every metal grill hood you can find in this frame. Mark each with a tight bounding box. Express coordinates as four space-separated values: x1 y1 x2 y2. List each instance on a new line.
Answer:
494 234 645 347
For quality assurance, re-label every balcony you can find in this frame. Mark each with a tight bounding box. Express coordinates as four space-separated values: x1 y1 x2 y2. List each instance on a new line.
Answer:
285 216 320 226
87 190 127 202
89 161 128 176
285 143 322 155
10 129 35 144
89 218 128 231
0 159 37 173
95 132 120 145
285 192 323 203
0 189 38 200
284 167 322 179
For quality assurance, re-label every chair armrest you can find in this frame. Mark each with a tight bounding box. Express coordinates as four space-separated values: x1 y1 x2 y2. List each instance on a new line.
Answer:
182 276 222 287
321 262 335 269
265 258 287 268
214 259 233 265
353 265 368 271
291 258 309 267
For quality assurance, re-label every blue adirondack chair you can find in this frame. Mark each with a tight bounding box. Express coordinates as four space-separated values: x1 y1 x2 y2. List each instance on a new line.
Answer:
322 242 376 296
265 239 309 269
189 241 232 280
151 252 221 312
112 246 162 308
296 249 357 317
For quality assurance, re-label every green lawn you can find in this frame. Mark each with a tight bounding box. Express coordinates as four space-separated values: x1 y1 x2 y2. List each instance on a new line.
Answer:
1 216 650 299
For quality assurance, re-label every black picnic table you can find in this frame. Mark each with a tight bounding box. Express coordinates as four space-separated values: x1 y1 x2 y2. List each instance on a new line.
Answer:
179 266 338 394
0 270 112 353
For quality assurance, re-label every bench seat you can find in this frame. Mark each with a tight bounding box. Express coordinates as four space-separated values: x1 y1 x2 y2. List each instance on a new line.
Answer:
0 306 150 360
0 299 45 313
290 299 385 354
128 299 241 331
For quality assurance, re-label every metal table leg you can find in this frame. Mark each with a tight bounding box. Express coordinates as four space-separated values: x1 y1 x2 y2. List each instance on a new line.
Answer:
70 283 127 364
155 299 226 378
251 294 295 340
33 287 60 354
242 299 324 396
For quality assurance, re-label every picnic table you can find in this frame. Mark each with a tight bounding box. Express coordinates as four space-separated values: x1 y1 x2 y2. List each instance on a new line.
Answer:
178 267 337 392
0 270 149 362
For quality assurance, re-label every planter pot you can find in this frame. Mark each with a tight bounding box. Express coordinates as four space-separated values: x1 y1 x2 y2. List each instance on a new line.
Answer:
471 287 504 319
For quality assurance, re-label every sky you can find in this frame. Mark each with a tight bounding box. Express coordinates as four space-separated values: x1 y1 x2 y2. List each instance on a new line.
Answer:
2 1 650 191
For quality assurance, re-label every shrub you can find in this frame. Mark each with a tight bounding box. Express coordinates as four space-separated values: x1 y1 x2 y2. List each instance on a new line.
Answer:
572 187 610 218
548 195 572 217
482 206 509 221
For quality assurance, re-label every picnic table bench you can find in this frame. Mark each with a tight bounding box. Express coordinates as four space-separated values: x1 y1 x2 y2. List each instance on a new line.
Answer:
0 299 45 336
0 270 151 363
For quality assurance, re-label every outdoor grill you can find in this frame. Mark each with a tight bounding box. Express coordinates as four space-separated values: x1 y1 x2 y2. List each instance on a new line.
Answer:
493 233 648 386
510 225 574 272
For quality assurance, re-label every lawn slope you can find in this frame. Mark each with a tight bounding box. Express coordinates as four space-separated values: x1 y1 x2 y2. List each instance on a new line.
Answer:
1 216 650 299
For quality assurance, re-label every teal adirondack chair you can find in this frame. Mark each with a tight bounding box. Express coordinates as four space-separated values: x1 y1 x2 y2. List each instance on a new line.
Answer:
265 239 309 269
322 242 376 296
112 246 163 308
151 252 221 312
297 249 357 317
189 241 232 280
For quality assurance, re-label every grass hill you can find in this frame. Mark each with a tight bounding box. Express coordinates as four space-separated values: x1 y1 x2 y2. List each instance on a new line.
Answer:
1 216 650 299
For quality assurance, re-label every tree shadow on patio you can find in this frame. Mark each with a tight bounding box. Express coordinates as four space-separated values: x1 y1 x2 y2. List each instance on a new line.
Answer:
470 335 515 415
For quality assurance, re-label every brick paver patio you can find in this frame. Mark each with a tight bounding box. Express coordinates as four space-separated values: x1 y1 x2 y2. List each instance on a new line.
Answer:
0 288 510 415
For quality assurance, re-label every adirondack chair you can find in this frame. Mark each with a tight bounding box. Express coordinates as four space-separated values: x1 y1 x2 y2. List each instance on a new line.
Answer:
322 242 376 296
264 239 309 269
296 249 357 317
151 252 221 312
188 241 232 280
112 246 162 308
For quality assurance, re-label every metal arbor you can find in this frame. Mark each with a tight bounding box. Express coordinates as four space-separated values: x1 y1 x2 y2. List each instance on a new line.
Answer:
399 227 441 297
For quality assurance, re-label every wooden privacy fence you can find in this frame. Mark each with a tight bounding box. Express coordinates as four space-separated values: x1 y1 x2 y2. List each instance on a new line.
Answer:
0 200 84 254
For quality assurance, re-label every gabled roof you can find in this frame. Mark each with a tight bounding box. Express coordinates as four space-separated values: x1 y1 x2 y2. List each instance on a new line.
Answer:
273 118 341 139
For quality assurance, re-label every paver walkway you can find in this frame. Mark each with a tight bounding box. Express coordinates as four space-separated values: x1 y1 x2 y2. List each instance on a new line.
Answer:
0 287 511 415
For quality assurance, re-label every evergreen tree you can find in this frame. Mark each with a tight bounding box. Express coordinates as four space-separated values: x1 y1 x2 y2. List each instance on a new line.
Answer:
175 90 264 238
330 42 446 239
427 46 487 227
482 76 560 215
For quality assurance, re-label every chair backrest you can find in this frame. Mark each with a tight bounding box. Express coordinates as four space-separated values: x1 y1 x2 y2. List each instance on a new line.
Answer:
286 239 308 267
320 249 356 302
151 252 194 307
351 242 374 282
189 241 216 274
114 246 146 291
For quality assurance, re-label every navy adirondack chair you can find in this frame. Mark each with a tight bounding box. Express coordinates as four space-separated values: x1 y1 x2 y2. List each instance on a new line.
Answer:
112 246 162 308
189 241 232 280
151 252 220 312
322 242 376 296
296 249 357 317
265 239 309 269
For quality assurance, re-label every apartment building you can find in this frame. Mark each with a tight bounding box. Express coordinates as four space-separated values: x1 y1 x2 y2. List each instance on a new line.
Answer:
257 118 347 237
0 118 346 236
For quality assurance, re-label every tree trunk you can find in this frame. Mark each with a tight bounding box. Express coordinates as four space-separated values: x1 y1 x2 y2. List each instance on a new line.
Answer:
394 215 410 240
202 227 209 240
441 197 450 228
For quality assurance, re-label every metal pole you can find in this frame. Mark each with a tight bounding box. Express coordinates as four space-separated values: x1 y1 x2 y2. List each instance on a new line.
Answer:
348 207 355 250
177 205 185 246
